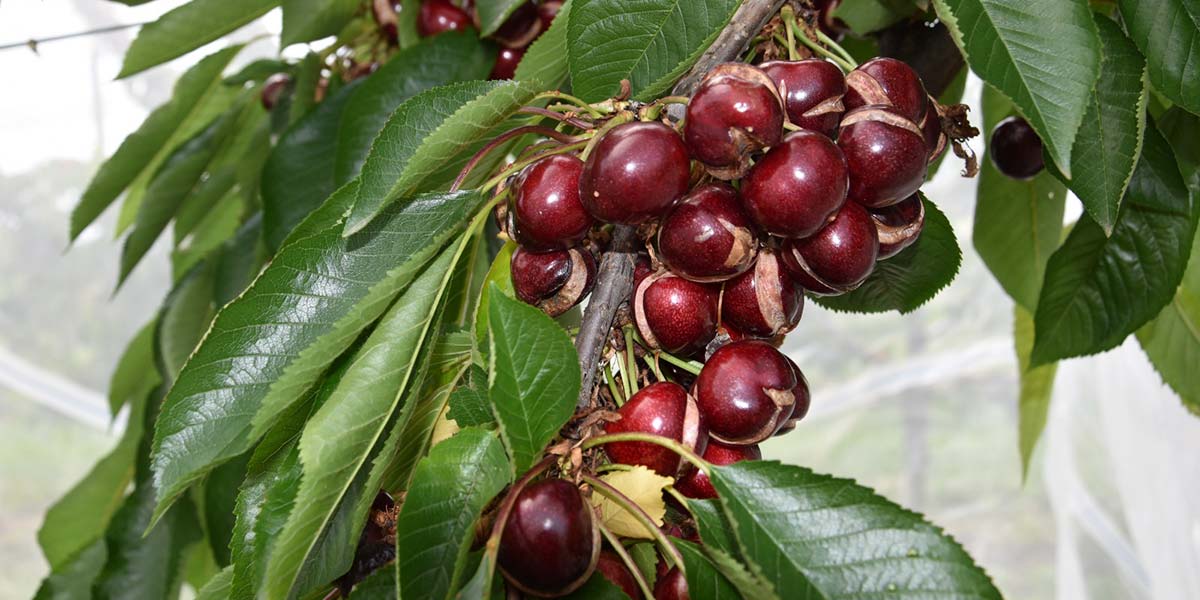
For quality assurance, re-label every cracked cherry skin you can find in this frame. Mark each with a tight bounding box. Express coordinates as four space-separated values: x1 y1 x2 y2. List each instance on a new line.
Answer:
761 59 846 137
603 382 708 478
683 63 784 177
510 154 593 249
498 479 600 597
774 356 812 435
675 440 762 499
657 183 758 282
741 130 849 239
869 193 924 260
596 551 641 599
843 57 929 124
634 272 720 357
579 121 692 224
990 116 1045 180
781 201 879 295
417 0 472 37
510 246 596 317
838 105 929 208
694 340 797 444
721 247 804 338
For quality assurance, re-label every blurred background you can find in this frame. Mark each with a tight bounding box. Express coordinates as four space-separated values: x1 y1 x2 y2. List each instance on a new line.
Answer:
1 2 1198 599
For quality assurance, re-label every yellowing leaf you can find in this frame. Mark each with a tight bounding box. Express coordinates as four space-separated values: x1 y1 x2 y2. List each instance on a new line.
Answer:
591 467 671 539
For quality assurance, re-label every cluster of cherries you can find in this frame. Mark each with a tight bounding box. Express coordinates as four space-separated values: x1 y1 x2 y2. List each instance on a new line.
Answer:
494 54 946 598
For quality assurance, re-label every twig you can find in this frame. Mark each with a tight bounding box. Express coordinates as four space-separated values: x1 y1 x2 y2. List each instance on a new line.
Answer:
0 22 147 53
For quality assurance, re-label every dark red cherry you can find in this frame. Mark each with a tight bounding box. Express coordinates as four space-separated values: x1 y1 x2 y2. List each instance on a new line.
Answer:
510 154 592 249
579 122 691 224
774 357 812 436
920 101 947 164
654 567 689 600
720 248 803 338
837 105 929 208
261 74 291 111
510 246 596 316
741 130 849 239
633 272 720 357
813 0 849 38
844 57 929 123
604 382 708 477
537 0 563 30
499 479 600 597
657 183 758 282
990 116 1045 180
760 59 846 137
373 0 400 44
869 193 924 260
417 0 472 37
675 440 762 499
596 551 642 599
781 201 878 295
490 46 525 80
491 1 542 48
683 63 784 178
694 340 796 444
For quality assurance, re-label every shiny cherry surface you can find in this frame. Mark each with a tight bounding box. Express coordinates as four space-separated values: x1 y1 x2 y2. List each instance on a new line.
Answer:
657 183 758 282
720 248 803 338
511 154 592 249
844 57 929 123
990 116 1045 180
604 382 707 477
633 272 720 357
499 479 599 597
675 440 762 499
417 0 472 37
579 122 691 224
838 105 929 208
782 201 879 295
761 59 846 137
741 130 849 239
694 340 797 444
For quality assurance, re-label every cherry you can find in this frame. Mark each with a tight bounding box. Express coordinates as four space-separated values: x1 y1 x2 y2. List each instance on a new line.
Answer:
721 247 804 338
596 551 641 599
604 382 708 477
813 0 849 39
774 357 812 435
633 272 720 357
675 440 762 499
781 201 878 295
760 59 846 137
510 246 597 317
490 46 525 80
491 1 542 48
683 63 784 178
869 193 924 260
538 0 563 31
579 121 691 224
741 130 849 239
843 57 929 123
657 183 758 282
372 0 400 44
990 116 1044 180
499 479 600 597
920 100 947 164
654 567 689 600
694 340 796 444
417 0 472 37
510 155 592 249
837 105 929 208
261 74 291 111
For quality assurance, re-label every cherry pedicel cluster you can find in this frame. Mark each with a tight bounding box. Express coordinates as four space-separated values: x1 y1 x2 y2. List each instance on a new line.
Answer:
400 0 563 79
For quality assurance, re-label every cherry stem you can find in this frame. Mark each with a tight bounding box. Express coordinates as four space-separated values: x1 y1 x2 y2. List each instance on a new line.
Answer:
480 138 589 193
815 28 857 68
517 106 595 130
605 361 626 406
534 90 608 117
644 352 665 382
579 111 634 161
596 521 657 600
451 125 580 192
581 473 685 573
655 350 703 376
663 485 692 511
623 325 639 397
786 16 854 72
583 433 710 477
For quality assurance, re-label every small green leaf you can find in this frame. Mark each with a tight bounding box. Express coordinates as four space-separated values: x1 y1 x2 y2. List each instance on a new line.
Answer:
567 0 740 102
195 566 234 600
106 320 159 417
1137 227 1200 415
396 428 510 600
487 288 581 473
94 486 202 600
693 543 779 600
381 359 474 493
349 568 396 598
447 376 494 427
476 0 530 36
224 59 291 85
157 262 218 381
1117 0 1200 115
1014 305 1057 479
473 241 516 355
814 197 960 314
567 571 630 598
515 0 573 86
281 0 360 46
675 541 742 600
686 498 738 556
33 539 107 600
1031 122 1198 365
118 0 278 78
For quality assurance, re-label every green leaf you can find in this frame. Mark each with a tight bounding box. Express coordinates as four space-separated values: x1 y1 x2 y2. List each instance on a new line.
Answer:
473 241 516 354
567 0 740 102
196 567 234 599
213 214 268 306
33 539 107 600
396 428 511 600
225 58 292 85
1031 122 1199 365
814 197 960 314
832 0 918 34
932 0 1100 177
95 487 202 600
262 79 363 252
1014 305 1057 479
281 0 360 46
1138 227 1200 415
515 0 573 85
347 80 542 235
1064 15 1148 233
710 461 1002 599
447 375 494 427
118 0 279 78
335 32 494 186
201 454 250 567
174 167 238 245
487 287 581 473
107 320 159 416
158 262 218 381
1117 0 1200 115
675 541 741 600
149 187 481 523
567 571 630 599
349 568 396 598
686 499 738 556
71 46 242 241
379 357 472 493
476 0 529 36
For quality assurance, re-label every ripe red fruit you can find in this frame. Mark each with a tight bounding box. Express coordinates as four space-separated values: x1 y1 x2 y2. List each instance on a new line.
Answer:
843 57 929 123
989 116 1045 180
920 101 947 164
510 246 597 317
869 193 924 260
537 0 563 30
490 46 525 80
657 183 758 282
694 340 797 444
720 248 804 338
781 201 879 295
760 59 846 137
741 130 849 239
261 74 291 111
633 272 720 357
603 382 708 477
683 63 784 178
579 122 692 224
675 440 762 499
837 105 929 208
654 567 689 600
417 0 472 37
499 479 600 597
491 1 542 48
596 552 641 599
510 155 592 249
774 357 812 435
